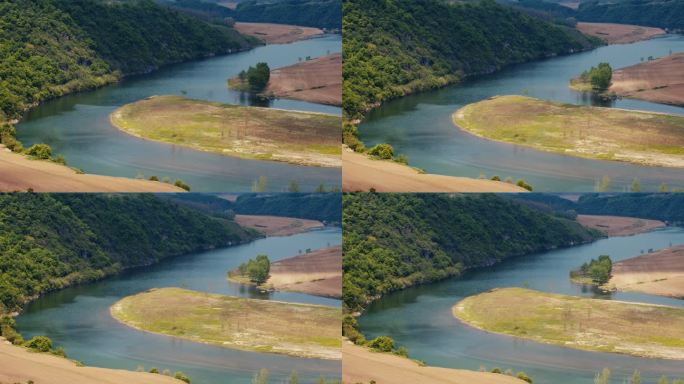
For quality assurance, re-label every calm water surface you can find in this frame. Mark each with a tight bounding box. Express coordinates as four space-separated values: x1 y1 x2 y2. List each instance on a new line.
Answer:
360 35 684 192
360 227 684 383
16 227 342 384
16 36 341 192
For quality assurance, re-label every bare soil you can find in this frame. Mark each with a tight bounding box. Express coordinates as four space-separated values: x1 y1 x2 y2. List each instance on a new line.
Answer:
0 147 183 192
233 22 323 44
265 53 342 106
609 245 684 298
0 339 181 384
342 342 526 384
576 22 665 44
342 148 527 192
610 53 684 107
576 215 665 237
267 246 342 299
234 215 324 236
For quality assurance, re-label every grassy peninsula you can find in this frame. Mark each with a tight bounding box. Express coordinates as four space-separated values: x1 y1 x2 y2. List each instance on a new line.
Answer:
110 96 341 167
453 95 684 168
111 287 341 360
454 287 684 360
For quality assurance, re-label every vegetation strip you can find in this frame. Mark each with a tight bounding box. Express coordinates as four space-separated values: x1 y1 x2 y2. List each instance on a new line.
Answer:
453 95 684 168
454 287 684 360
110 95 341 167
111 287 341 360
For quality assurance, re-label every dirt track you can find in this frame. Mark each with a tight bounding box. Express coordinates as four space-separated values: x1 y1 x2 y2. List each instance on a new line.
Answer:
610 245 684 298
268 246 342 298
266 53 341 106
0 339 181 384
576 22 665 44
0 147 183 192
342 149 526 192
234 215 323 236
576 215 665 237
342 342 526 384
610 53 684 106
234 22 323 44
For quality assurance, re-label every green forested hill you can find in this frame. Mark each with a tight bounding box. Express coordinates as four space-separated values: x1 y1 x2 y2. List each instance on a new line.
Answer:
342 193 601 312
342 0 599 121
0 194 258 313
235 0 342 29
577 0 684 31
576 193 684 223
0 0 254 122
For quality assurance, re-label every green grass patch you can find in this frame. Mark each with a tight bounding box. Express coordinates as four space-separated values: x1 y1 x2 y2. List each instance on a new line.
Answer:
111 287 341 360
454 287 684 360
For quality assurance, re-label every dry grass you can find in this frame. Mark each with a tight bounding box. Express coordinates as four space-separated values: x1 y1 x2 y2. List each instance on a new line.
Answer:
234 215 324 237
110 287 341 360
265 53 342 106
233 22 323 44
576 215 665 237
609 245 684 298
453 95 684 168
454 287 684 360
610 53 684 107
110 95 341 167
267 246 342 299
576 22 665 44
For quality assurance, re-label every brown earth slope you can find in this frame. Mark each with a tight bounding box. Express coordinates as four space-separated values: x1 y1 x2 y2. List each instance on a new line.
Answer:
234 215 324 237
576 22 665 44
342 342 526 384
0 339 181 384
233 22 323 44
265 53 342 106
342 149 526 192
0 147 183 192
267 246 342 298
609 245 684 298
576 215 665 237
610 53 684 107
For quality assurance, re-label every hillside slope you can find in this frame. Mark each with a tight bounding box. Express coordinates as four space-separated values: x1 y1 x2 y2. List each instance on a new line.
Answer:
342 193 602 312
577 0 684 32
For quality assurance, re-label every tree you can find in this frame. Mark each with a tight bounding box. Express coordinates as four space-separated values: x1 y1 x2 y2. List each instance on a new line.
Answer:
174 179 191 191
368 143 394 159
244 255 270 284
246 63 271 91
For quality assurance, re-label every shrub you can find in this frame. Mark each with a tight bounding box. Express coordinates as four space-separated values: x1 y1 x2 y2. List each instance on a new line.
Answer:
24 336 52 352
368 143 394 160
517 371 533 383
516 179 533 191
367 335 394 352
491 367 502 374
149 368 159 374
25 144 52 160
175 371 191 383
149 176 159 181
174 179 191 191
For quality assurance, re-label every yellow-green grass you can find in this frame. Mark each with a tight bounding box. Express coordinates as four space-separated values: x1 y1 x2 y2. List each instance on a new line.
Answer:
110 287 341 360
453 287 684 360
568 78 595 92
452 95 684 168
110 95 341 167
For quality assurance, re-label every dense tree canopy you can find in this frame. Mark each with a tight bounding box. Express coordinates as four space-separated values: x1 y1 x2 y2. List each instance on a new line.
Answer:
236 0 341 30
577 0 684 31
0 194 257 313
342 193 602 312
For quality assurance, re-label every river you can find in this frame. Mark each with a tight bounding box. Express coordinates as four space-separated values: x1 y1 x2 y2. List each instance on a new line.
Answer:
359 35 684 192
16 227 342 384
16 35 341 192
359 226 684 383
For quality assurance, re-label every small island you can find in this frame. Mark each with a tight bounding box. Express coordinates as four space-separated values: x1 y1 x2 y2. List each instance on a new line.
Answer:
110 95 341 167
110 287 341 360
569 255 612 286
453 287 684 360
452 95 684 168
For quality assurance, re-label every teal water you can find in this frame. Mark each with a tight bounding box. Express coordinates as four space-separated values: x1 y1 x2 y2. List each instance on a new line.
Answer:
16 227 342 384
360 35 684 192
359 227 684 383
16 36 342 192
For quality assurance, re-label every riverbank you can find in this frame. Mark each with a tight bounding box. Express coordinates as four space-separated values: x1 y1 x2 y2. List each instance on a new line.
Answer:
342 149 526 192
233 22 323 44
0 338 182 384
608 245 684 298
265 53 342 106
110 95 341 167
609 53 684 107
576 22 665 44
453 95 684 168
342 342 527 384
110 287 341 360
576 215 666 237
0 147 183 192
454 287 684 360
267 246 342 299
233 215 324 237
